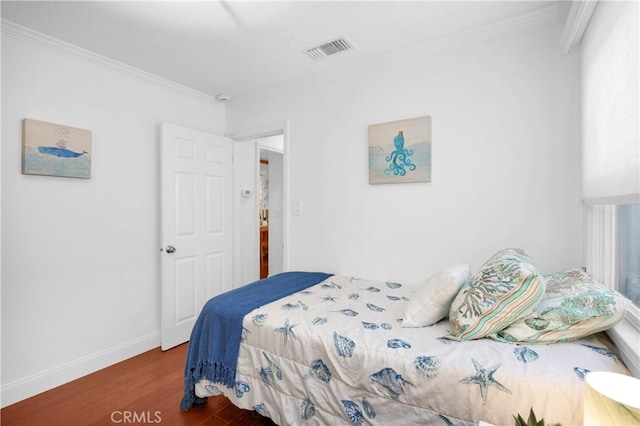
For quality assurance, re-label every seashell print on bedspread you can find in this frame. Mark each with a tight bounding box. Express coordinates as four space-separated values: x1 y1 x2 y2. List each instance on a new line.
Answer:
194 274 631 426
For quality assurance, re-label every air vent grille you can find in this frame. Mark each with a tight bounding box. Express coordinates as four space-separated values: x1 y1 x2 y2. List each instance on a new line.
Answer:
305 37 354 61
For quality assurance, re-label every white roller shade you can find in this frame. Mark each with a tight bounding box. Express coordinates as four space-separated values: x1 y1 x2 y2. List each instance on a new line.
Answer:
581 1 639 203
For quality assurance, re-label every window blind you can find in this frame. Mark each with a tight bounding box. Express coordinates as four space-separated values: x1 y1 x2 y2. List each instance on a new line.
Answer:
581 1 639 204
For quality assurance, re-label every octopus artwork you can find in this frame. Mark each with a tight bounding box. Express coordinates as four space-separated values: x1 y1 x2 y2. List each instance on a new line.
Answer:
385 131 416 176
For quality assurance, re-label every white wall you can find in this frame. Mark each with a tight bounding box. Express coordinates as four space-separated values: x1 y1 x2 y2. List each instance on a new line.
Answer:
228 15 583 284
1 28 225 405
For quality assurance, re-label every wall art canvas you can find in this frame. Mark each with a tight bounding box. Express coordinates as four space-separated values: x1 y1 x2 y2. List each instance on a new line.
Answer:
369 115 431 184
22 118 92 179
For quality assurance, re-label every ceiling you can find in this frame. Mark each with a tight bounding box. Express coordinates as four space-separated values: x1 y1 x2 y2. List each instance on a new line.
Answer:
1 1 560 100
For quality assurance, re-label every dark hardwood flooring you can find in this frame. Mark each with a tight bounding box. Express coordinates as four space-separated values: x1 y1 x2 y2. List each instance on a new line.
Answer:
0 343 277 426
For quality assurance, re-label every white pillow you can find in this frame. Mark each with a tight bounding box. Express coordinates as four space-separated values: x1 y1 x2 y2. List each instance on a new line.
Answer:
403 264 472 327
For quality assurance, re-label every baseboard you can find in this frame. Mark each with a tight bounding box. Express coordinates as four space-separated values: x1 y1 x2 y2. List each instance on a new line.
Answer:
1 332 160 408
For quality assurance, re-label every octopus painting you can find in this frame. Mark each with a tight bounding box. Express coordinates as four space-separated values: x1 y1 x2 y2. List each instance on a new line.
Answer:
384 131 416 177
368 115 431 184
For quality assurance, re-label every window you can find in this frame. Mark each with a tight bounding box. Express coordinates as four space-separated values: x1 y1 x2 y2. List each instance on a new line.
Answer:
585 203 640 377
618 204 640 307
619 204 640 308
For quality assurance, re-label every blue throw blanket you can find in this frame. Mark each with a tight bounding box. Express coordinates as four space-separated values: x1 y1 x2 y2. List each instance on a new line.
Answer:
180 271 332 411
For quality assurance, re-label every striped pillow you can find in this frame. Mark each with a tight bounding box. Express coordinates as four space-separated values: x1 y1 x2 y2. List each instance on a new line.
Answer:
491 268 631 343
446 248 546 341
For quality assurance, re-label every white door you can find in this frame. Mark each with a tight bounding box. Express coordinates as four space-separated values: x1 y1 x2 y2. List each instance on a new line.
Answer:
160 122 233 350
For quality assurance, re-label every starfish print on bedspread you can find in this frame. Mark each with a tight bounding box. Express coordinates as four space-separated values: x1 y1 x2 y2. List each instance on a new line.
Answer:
459 358 511 405
275 318 298 347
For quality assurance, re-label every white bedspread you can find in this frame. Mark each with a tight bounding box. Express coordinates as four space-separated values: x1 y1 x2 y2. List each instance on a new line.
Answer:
195 275 631 425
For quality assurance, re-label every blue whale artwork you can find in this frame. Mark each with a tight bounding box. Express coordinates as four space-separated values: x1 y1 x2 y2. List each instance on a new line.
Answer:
37 146 88 158
22 119 92 178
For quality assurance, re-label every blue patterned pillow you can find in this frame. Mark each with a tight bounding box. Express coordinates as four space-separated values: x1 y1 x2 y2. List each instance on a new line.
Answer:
491 268 631 343
446 248 546 341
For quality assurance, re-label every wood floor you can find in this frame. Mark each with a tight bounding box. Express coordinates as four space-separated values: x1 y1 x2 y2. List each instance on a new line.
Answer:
0 343 277 426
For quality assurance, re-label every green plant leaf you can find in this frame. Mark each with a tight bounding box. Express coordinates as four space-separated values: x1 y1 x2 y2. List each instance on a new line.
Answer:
514 408 545 426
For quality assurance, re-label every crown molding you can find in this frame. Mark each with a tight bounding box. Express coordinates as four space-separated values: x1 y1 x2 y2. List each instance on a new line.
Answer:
431 2 564 49
561 0 599 53
1 19 214 101
485 1 564 37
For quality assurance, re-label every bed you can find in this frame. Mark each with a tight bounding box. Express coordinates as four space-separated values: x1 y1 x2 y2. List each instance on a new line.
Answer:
181 250 633 426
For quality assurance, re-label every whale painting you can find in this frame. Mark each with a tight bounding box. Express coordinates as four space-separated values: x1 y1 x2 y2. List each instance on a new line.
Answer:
369 115 431 184
37 146 88 158
22 118 92 178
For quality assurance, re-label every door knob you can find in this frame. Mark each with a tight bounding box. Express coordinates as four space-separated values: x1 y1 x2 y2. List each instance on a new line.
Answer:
166 245 176 254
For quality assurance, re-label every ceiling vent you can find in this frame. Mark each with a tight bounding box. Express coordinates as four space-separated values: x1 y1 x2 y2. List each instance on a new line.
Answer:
305 37 354 61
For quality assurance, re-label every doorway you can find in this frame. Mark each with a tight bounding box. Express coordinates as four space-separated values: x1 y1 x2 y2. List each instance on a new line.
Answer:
259 148 284 278
232 131 287 287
